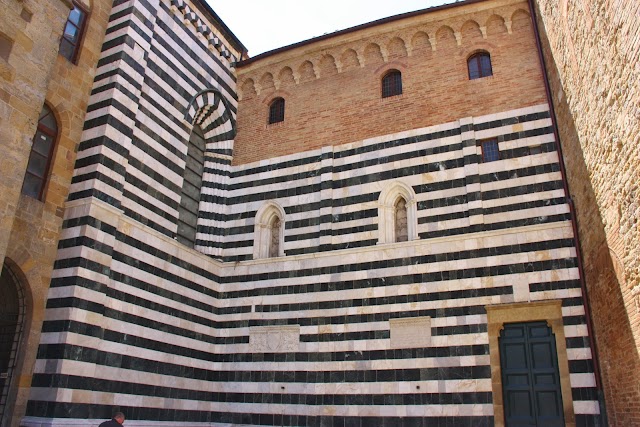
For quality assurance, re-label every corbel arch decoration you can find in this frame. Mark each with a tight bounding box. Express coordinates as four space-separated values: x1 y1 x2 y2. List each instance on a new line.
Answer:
254 202 286 259
378 181 418 244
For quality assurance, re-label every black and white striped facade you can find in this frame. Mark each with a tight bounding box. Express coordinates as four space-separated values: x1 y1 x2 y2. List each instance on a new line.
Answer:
22 0 602 426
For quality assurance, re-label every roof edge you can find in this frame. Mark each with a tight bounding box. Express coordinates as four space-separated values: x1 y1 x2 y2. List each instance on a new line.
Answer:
237 0 487 67
192 0 248 57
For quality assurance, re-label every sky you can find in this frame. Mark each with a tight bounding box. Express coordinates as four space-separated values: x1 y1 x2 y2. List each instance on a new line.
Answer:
207 0 455 57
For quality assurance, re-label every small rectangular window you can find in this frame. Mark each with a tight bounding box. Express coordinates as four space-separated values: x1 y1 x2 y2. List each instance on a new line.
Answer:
59 2 88 63
479 139 500 162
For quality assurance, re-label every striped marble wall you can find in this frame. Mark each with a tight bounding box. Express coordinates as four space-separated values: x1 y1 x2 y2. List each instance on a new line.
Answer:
21 0 602 426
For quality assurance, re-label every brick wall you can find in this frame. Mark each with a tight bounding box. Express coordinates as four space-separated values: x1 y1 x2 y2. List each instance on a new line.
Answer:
234 0 546 165
534 0 640 425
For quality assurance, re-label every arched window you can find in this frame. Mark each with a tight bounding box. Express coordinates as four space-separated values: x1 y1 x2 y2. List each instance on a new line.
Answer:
0 262 26 423
394 197 408 242
468 52 493 79
382 70 402 98
59 1 88 63
21 104 58 200
254 202 286 259
378 182 418 244
268 97 285 124
177 124 206 248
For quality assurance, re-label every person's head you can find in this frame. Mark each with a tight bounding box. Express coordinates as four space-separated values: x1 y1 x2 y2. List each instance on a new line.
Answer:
113 412 125 424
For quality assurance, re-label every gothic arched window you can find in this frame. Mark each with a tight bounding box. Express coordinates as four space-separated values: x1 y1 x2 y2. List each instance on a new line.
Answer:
254 202 286 259
22 104 58 200
378 182 418 244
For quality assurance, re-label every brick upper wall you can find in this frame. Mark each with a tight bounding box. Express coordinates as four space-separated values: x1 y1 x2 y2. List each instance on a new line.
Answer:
234 0 546 165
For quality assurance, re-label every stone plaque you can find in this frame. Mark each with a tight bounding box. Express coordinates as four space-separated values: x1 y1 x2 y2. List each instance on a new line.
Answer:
390 316 431 349
250 325 300 353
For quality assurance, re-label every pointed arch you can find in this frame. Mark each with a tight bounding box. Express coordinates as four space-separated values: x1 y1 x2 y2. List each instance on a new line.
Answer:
378 181 418 244
183 88 236 255
21 103 59 201
184 87 236 141
254 201 286 259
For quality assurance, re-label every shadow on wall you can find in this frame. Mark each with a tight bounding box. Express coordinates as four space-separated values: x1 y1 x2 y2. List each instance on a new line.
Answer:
536 13 640 427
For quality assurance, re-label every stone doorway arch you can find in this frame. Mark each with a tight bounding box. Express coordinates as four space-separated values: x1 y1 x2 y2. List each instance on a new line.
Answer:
0 262 26 427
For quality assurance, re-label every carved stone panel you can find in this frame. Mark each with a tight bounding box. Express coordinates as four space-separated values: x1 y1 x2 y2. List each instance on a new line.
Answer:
389 317 431 349
250 325 300 353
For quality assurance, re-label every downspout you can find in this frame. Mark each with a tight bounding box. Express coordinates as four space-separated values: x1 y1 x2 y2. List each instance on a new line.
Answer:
527 0 608 424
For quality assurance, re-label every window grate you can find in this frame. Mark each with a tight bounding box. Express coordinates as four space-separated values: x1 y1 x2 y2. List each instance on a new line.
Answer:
268 98 285 124
480 139 500 162
382 70 402 98
468 52 493 80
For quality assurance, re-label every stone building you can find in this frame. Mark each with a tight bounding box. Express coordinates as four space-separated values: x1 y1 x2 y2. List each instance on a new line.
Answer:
0 0 637 426
533 1 640 425
0 0 112 425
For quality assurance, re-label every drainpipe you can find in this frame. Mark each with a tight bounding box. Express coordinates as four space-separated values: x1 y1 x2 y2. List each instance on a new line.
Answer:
527 0 608 424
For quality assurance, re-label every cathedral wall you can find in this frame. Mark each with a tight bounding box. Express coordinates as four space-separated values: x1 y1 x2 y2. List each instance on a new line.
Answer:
533 1 640 425
22 0 606 426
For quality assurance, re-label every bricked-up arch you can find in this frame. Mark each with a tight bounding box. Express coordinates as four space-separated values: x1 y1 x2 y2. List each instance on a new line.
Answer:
184 88 236 256
185 88 236 148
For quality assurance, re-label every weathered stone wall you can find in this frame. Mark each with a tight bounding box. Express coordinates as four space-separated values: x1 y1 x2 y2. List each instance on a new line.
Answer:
0 0 70 267
534 0 640 425
0 0 112 425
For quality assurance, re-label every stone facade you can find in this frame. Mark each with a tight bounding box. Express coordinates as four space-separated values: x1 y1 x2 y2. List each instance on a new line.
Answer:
18 0 606 425
533 1 640 425
0 0 112 425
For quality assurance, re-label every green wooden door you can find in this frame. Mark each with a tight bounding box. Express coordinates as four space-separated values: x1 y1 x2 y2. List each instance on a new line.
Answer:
499 321 565 427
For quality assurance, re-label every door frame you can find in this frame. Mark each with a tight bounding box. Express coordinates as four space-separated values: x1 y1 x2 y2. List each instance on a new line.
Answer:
486 300 575 427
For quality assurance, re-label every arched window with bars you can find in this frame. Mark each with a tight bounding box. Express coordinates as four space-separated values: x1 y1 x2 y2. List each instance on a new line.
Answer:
382 69 402 98
268 97 285 124
467 51 493 79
